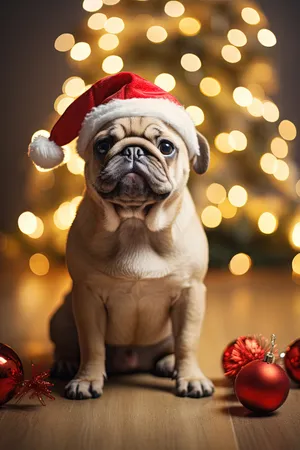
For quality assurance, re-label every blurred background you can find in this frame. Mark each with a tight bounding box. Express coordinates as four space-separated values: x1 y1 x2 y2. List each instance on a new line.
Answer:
1 0 300 280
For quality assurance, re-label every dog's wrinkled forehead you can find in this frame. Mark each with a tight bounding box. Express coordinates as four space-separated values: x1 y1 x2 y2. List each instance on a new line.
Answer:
95 116 184 146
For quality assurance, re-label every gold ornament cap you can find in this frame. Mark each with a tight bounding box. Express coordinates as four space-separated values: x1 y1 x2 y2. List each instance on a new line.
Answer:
263 333 276 364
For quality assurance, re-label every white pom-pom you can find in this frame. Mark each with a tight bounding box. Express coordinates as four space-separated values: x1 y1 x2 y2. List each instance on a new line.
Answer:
28 136 64 169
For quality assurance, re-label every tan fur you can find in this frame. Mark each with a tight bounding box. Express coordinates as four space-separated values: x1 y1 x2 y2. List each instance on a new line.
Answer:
64 117 214 399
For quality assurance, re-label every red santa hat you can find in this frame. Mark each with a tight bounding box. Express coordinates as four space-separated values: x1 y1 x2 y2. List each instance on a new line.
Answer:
28 72 200 169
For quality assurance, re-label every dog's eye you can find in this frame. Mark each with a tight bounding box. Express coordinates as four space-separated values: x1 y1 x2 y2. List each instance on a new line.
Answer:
158 140 175 157
94 138 112 155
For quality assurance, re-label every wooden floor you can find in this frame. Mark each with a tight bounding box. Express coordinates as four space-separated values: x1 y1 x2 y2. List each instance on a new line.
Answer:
0 265 299 450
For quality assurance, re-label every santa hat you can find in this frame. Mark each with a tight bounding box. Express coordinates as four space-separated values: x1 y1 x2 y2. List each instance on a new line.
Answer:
28 72 200 169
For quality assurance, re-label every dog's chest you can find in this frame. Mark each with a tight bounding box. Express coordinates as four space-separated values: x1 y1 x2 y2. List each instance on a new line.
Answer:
101 277 180 346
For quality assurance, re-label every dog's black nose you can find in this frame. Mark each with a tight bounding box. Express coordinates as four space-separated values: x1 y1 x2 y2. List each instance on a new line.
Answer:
121 146 146 160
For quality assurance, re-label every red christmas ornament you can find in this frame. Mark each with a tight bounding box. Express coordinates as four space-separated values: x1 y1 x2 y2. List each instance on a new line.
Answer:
222 334 275 379
284 338 300 384
235 335 290 414
0 343 54 406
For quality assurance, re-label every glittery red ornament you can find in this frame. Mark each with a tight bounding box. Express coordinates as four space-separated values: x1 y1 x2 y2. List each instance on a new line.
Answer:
222 335 275 379
284 338 300 384
0 343 54 406
0 343 24 405
235 360 290 413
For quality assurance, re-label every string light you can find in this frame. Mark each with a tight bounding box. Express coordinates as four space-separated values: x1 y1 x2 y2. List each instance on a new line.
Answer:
98 34 119 50
258 212 278 234
262 101 279 122
260 153 278 174
229 253 252 275
104 17 125 34
102 55 124 74
62 77 85 97
206 183 226 204
273 160 289 181
154 73 176 92
18 212 38 235
201 206 222 228
28 217 44 239
82 0 103 12
186 106 204 126
233 87 253 107
29 253 50 276
247 98 263 117
218 199 237 219
228 185 248 207
241 7 260 25
31 130 50 141
278 120 297 141
164 1 185 17
54 34 75 52
200 77 221 97
290 223 300 249
270 137 288 158
214 133 233 153
292 254 300 275
227 29 247 47
87 13 107 30
70 42 91 61
179 18 201 36
180 53 201 72
257 29 277 47
229 130 247 151
146 26 168 43
54 95 74 115
221 45 241 63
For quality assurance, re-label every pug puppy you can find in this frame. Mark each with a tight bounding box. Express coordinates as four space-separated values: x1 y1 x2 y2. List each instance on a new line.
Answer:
50 115 214 400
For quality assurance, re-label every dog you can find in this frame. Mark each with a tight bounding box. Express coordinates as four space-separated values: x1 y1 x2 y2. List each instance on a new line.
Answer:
49 115 214 400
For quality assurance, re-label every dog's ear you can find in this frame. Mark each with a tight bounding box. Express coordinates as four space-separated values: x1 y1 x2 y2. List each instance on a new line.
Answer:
192 131 210 174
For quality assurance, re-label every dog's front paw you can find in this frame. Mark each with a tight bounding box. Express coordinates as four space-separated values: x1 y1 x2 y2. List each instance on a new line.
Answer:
175 370 214 399
64 376 105 400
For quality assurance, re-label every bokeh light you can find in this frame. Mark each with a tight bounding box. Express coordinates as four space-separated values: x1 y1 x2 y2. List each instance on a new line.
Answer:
227 29 247 47
180 53 201 72
54 34 75 52
233 87 253 107
273 160 289 181
54 95 74 115
70 42 91 61
82 0 103 12
206 183 226 204
229 130 247 151
87 13 107 30
201 206 222 228
98 33 119 50
146 26 168 43
214 133 233 153
229 253 252 275
63 77 85 97
260 153 278 174
278 120 297 141
290 223 300 249
104 17 125 34
241 7 260 25
31 130 50 142
18 212 38 235
270 137 288 158
103 0 120 4
29 253 50 276
228 185 248 207
258 212 278 234
186 106 204 126
67 154 85 175
218 199 237 219
292 254 300 275
154 73 176 92
102 55 124 74
179 18 201 36
28 217 44 239
221 45 241 63
200 77 221 97
296 180 300 197
257 29 277 47
247 98 263 117
164 1 185 17
262 101 279 122
53 202 77 230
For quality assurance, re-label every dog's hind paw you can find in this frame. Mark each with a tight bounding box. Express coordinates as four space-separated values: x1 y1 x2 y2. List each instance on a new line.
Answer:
50 360 79 380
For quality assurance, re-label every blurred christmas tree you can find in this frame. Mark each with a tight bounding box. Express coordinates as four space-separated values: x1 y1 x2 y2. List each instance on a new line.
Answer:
7 0 300 278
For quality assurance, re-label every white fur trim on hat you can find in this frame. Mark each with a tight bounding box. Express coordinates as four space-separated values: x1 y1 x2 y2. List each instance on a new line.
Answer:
77 98 199 159
28 135 64 169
